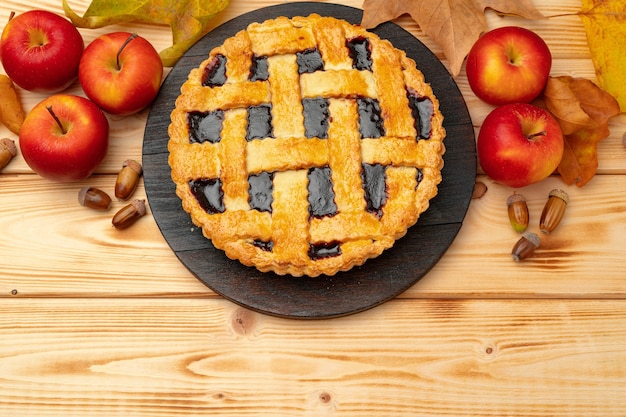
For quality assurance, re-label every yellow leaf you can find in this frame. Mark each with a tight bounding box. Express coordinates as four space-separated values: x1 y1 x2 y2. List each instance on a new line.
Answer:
63 0 230 67
361 0 545 76
0 75 25 135
579 0 626 112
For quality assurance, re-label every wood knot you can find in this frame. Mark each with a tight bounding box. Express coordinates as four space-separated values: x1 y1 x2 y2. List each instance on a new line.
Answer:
481 342 497 360
230 307 258 336
319 391 332 403
311 389 337 410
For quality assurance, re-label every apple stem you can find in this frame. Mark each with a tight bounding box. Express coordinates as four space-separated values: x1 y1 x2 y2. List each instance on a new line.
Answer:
8 11 15 21
117 33 138 71
46 106 67 135
527 131 547 140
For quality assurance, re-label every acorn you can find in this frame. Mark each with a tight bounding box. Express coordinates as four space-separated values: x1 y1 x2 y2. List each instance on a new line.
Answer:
539 189 569 234
511 232 540 262
115 159 143 200
0 138 17 172
112 199 146 229
506 193 529 233
78 186 112 211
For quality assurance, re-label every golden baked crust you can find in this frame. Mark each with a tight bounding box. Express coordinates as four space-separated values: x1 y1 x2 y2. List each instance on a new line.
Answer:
168 14 445 277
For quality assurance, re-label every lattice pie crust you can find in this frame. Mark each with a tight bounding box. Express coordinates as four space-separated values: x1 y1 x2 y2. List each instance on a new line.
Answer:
168 14 446 277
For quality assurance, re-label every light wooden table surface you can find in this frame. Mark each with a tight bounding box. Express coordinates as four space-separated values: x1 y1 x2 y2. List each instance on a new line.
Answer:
2 0 626 415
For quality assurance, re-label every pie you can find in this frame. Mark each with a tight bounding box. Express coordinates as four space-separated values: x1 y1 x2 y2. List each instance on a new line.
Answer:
168 14 446 277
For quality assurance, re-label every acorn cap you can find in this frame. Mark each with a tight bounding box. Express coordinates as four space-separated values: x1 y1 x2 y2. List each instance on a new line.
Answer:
548 188 569 204
123 159 143 176
131 199 147 216
506 193 526 206
522 232 540 248
0 138 17 156
78 186 91 206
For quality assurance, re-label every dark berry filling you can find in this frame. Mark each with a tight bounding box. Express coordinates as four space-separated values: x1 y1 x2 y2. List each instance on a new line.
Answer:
248 171 274 212
308 166 337 218
407 89 434 140
296 48 324 74
347 37 372 71
246 104 273 141
186 42 432 265
357 98 384 138
308 241 342 260
361 163 387 218
249 55 269 81
187 110 224 144
253 239 274 252
302 97 330 139
202 54 227 87
189 179 225 214
416 168 424 186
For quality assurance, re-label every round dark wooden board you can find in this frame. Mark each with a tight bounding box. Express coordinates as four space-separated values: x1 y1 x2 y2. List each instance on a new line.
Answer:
142 2 476 319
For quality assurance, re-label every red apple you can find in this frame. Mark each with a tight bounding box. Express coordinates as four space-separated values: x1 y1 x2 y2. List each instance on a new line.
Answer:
466 26 551 106
0 10 84 93
19 94 109 182
78 32 163 116
477 103 564 188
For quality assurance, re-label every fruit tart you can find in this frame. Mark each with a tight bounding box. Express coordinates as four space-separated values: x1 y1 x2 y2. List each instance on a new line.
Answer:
168 14 446 277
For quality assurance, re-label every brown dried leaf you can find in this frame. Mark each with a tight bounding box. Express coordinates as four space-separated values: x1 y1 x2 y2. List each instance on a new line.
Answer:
472 181 488 199
0 75 25 135
361 0 545 76
543 75 620 187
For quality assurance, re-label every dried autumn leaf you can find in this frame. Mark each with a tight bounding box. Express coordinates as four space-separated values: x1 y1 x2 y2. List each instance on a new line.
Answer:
62 0 230 67
0 75 25 135
543 76 620 187
579 0 626 112
361 0 545 76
